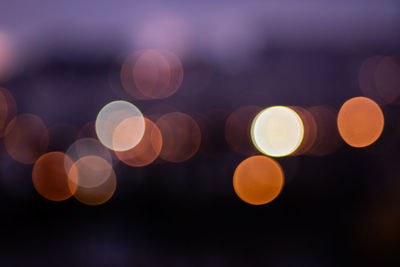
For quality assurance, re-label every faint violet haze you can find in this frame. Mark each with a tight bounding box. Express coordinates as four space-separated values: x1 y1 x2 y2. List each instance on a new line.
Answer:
0 0 399 72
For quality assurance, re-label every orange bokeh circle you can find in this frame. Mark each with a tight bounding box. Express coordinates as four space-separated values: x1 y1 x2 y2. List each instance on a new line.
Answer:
32 152 76 201
115 118 162 167
337 97 384 148
68 155 117 206
233 155 284 205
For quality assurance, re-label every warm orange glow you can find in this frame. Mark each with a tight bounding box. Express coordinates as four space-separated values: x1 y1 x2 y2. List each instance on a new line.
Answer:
115 118 162 167
156 112 201 163
225 105 261 156
307 106 342 156
68 155 116 206
338 97 384 148
4 114 48 164
233 155 284 205
0 87 17 137
111 116 146 152
32 152 76 201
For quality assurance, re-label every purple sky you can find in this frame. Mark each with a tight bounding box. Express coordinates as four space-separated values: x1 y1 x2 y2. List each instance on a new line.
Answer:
0 0 399 73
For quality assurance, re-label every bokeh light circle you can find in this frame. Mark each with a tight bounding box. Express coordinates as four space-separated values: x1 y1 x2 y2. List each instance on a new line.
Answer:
68 155 116 206
4 113 48 164
251 106 304 157
121 49 183 100
68 155 113 189
290 106 317 156
95 100 145 151
65 137 114 179
32 152 75 201
337 97 384 148
233 155 284 205
156 112 201 163
115 118 162 167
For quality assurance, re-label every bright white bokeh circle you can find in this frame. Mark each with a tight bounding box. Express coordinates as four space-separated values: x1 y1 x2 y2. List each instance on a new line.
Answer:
95 100 145 151
251 106 304 157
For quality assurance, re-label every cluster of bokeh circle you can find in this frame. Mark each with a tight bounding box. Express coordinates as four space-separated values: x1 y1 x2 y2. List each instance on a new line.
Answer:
0 48 202 205
0 51 398 206
230 55 399 205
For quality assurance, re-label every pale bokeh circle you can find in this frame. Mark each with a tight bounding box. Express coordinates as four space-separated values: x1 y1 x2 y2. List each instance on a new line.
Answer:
68 155 113 189
251 106 304 157
95 100 145 151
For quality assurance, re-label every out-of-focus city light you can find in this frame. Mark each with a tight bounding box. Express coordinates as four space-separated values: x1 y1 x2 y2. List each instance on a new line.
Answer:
225 105 262 156
4 113 48 164
251 106 304 157
0 87 16 137
306 106 342 156
115 118 162 167
32 152 75 201
65 138 114 176
337 97 384 148
121 52 151 100
156 112 201 163
68 155 116 206
121 49 183 100
68 155 113 189
95 100 145 151
359 55 400 104
290 106 317 156
233 155 284 205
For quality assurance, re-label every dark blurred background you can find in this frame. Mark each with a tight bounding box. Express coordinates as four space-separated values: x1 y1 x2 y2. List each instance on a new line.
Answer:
1 0 400 266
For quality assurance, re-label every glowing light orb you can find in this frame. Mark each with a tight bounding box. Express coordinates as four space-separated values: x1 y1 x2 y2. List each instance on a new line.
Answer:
251 106 304 157
115 118 162 167
65 138 114 179
95 100 145 151
121 49 183 100
156 112 201 163
233 155 284 205
32 152 75 201
337 97 384 148
68 155 113 189
68 155 116 206
4 113 48 164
